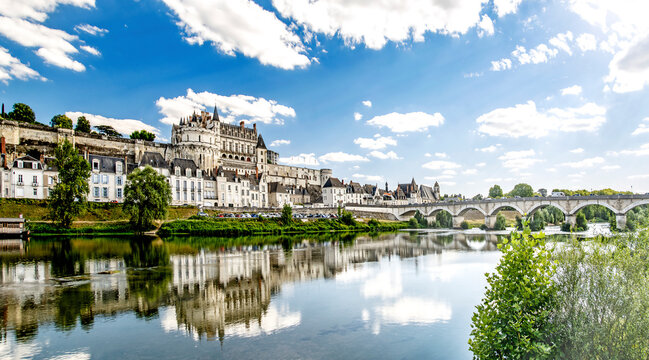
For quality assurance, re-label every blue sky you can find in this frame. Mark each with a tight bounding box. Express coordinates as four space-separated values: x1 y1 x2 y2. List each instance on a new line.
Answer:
2 0 649 195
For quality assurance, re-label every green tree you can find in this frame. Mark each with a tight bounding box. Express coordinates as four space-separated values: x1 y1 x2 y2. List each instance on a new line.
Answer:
460 220 470 229
95 125 122 137
472 193 484 201
280 204 293 225
408 217 419 229
123 166 171 231
340 210 356 226
494 212 507 230
75 116 91 133
488 184 503 198
130 130 156 141
469 222 557 359
508 183 534 198
575 212 588 231
7 103 36 123
435 211 453 228
414 210 428 227
51 114 73 129
48 140 91 228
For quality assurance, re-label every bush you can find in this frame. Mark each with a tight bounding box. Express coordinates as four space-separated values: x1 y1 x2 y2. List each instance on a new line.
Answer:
574 212 588 231
479 224 488 230
408 218 419 229
460 220 469 229
494 212 507 230
469 222 557 359
368 218 380 227
340 211 356 226
560 222 572 232
281 204 293 225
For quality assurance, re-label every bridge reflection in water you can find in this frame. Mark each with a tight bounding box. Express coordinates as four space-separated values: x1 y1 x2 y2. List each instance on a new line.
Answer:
0 232 501 345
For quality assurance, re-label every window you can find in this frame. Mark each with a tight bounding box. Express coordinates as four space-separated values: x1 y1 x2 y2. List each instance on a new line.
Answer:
183 191 187 201
102 187 108 197
17 160 23 168
198 193 201 201
117 188 123 198
18 175 23 184
191 181 195 191
93 160 99 170
198 135 201 142
183 180 187 190
116 162 123 173
33 188 37 196
176 180 180 189
186 168 191 177
102 175 109 184
198 182 202 191
116 176 123 186
48 176 53 185
32 162 38 169
176 191 180 200
93 174 99 184
197 170 201 178
175 167 180 176
33 176 38 185
94 187 100 197
191 192 195 201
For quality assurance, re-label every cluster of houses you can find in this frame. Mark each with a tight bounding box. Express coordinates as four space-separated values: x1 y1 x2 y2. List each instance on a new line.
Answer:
1 152 442 209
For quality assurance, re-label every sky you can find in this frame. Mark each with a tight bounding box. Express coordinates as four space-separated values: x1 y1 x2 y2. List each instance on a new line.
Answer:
1 0 649 196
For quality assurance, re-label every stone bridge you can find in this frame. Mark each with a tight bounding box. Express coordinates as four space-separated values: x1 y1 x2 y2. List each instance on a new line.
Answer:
346 195 649 230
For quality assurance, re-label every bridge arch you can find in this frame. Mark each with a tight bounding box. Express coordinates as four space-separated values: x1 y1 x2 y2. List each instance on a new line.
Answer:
457 206 487 216
569 201 620 215
488 204 524 217
398 210 419 219
527 203 568 217
622 199 649 214
427 208 454 217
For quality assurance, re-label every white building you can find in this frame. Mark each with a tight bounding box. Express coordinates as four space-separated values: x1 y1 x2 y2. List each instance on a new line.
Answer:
1 155 46 199
322 177 345 207
88 155 126 202
169 158 203 206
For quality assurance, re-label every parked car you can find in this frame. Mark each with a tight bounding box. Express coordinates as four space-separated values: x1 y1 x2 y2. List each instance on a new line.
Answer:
197 212 208 217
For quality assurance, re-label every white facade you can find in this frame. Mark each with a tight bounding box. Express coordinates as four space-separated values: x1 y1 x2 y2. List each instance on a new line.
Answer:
2 156 47 199
88 155 126 203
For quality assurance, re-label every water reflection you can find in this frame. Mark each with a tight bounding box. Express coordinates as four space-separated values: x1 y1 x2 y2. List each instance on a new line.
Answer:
0 231 517 358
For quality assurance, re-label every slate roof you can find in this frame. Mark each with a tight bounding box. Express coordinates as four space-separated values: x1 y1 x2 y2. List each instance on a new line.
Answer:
420 185 437 201
347 181 365 194
256 135 267 149
89 154 124 174
170 158 199 177
139 152 167 168
13 155 42 170
323 177 344 188
268 181 287 194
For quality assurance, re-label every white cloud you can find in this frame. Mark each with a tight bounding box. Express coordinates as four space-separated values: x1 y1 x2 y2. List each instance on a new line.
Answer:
476 162 486 167
498 149 542 170
512 44 559 65
422 160 461 170
319 152 369 163
477 15 494 38
156 88 296 126
366 112 444 133
353 173 383 182
561 85 582 96
442 169 457 176
490 58 512 71
434 152 447 158
161 0 311 70
474 144 501 153
602 165 621 171
476 100 606 138
560 156 605 168
80 45 100 56
439 181 456 186
0 16 85 71
424 152 432 157
615 143 649 156
606 33 649 93
576 33 597 51
632 117 649 135
279 153 320 166
368 150 401 160
549 31 574 55
354 112 363 121
463 168 477 175
354 135 397 150
493 0 522 17
272 0 518 51
65 111 162 139
569 147 584 154
270 139 290 147
629 174 649 180
0 46 45 83
0 0 94 22
362 100 372 108
74 24 108 36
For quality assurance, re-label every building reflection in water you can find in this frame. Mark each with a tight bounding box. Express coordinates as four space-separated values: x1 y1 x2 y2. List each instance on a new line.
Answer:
0 231 500 344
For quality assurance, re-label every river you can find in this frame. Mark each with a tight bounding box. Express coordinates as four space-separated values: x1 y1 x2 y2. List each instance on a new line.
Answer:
0 227 607 359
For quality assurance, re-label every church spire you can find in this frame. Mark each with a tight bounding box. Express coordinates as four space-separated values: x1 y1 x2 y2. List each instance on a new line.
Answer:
213 104 220 122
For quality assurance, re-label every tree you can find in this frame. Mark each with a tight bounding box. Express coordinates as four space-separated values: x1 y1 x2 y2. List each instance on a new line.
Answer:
130 130 156 141
435 211 453 228
460 220 470 229
7 103 36 123
489 184 503 198
509 183 534 198
95 125 122 137
472 194 484 201
494 212 507 230
75 116 91 133
408 217 419 229
469 222 557 359
414 210 428 227
123 166 171 231
48 140 91 228
575 211 588 231
280 204 293 224
51 114 73 129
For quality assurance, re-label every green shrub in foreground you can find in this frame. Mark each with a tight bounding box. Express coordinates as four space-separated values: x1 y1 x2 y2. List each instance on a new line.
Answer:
469 224 557 359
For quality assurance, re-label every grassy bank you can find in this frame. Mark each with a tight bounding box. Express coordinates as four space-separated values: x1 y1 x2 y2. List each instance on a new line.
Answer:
158 218 408 236
28 221 138 236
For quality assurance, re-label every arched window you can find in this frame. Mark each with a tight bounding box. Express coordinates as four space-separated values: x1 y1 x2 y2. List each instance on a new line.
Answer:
247 157 251 162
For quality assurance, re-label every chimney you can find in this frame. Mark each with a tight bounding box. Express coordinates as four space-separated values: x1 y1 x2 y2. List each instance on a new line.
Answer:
240 121 244 129
253 123 257 133
1 137 5 154
385 182 388 192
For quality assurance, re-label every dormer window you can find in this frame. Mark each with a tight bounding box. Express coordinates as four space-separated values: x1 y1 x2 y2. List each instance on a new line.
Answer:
196 170 201 178
116 162 123 173
17 160 23 168
175 166 180 176
32 162 38 169
185 168 191 177
93 160 100 171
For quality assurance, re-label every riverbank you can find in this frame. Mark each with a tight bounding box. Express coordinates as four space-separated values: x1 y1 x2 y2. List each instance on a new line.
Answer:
157 218 409 236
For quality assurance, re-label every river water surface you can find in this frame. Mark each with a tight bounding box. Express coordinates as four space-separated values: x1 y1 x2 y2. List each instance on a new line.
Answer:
0 229 599 359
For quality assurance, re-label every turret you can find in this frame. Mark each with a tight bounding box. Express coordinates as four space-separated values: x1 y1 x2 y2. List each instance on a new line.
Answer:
213 105 220 122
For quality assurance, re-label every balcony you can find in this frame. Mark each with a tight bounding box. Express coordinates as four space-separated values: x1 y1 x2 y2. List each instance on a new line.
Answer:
32 182 38 187
16 182 23 186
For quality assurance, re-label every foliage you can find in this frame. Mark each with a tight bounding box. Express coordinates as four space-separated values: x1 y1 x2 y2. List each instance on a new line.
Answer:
48 140 90 228
75 116 91 133
123 166 171 231
508 183 534 198
480 224 488 230
368 218 380 227
29 221 135 235
431 211 453 228
460 220 469 229
414 210 428 228
550 232 649 359
340 210 356 226
408 217 420 229
281 204 293 224
494 212 507 230
94 124 122 137
51 114 73 129
488 184 503 198
130 129 156 141
552 188 633 196
574 212 588 231
515 215 523 230
7 103 36 123
560 222 571 232
469 222 557 359
472 194 484 201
